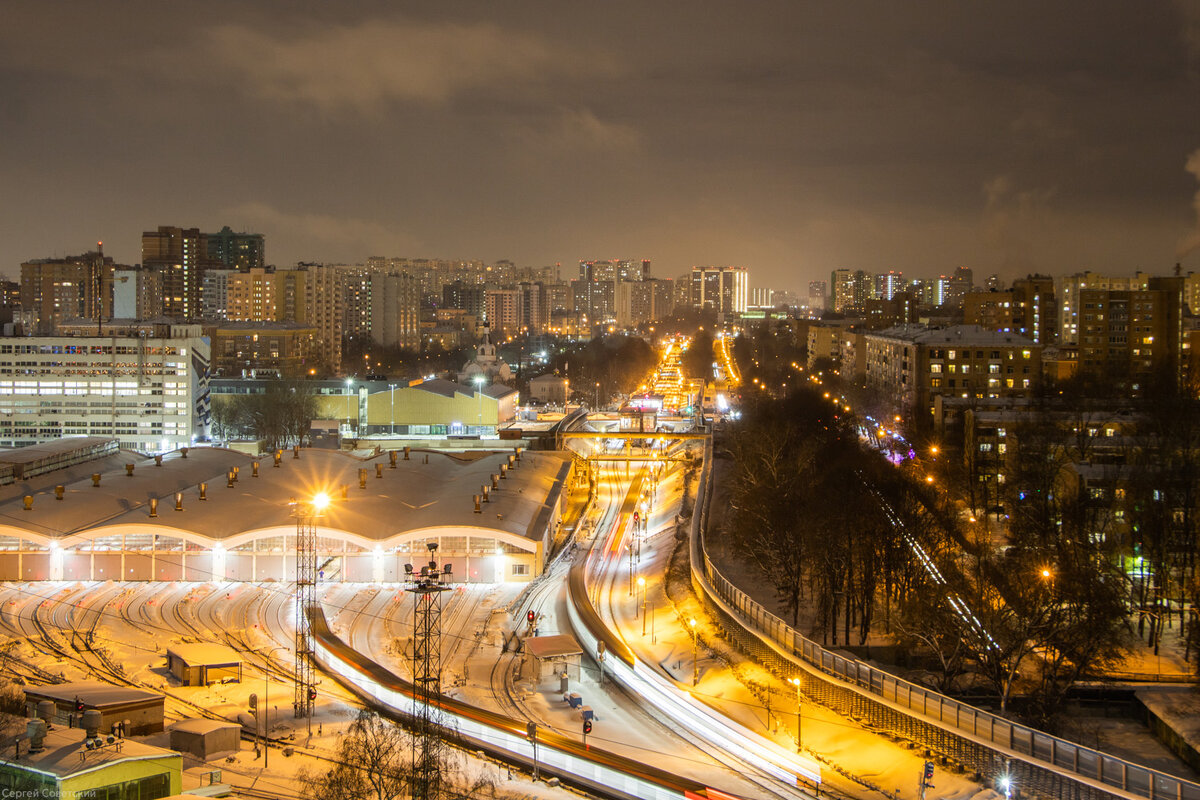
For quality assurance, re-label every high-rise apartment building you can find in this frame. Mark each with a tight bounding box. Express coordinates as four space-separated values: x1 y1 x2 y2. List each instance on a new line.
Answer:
485 287 522 336
111 267 163 320
1076 276 1182 388
518 282 547 334
335 265 373 339
808 280 828 311
863 324 1041 422
142 226 212 321
201 269 234 321
207 226 265 271
369 271 420 351
962 275 1057 344
688 266 748 316
225 268 278 322
579 259 648 283
295 264 342 374
749 288 774 308
878 270 906 300
20 246 119 334
944 266 974 309
649 278 674 321
443 281 487 319
571 278 616 324
1058 271 1153 345
830 269 854 312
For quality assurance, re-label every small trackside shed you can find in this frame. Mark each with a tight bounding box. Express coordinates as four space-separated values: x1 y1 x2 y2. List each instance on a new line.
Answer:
167 643 243 686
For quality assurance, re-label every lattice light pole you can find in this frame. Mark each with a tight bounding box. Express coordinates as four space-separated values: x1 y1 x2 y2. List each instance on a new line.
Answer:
292 491 330 727
406 542 452 800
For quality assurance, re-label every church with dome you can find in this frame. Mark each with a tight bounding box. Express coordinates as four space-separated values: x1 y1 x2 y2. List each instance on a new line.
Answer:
460 327 514 384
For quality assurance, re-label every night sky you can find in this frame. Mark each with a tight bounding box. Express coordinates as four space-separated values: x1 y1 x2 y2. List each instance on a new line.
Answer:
2 1 1199 290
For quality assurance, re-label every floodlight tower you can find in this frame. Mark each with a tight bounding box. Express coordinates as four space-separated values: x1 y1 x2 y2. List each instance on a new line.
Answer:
406 542 452 800
293 491 330 724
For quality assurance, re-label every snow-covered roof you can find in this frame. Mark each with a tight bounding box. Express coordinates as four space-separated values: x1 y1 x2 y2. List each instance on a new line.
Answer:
524 634 582 660
0 445 571 550
0 722 177 777
25 681 162 709
166 643 242 667
169 718 240 735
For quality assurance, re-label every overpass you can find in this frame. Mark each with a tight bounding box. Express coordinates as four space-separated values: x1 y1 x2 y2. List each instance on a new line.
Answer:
560 431 709 440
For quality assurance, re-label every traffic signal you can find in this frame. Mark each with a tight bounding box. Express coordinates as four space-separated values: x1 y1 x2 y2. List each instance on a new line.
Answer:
308 687 317 702
74 696 84 713
923 761 935 781
583 719 592 734
633 512 639 523
527 610 536 623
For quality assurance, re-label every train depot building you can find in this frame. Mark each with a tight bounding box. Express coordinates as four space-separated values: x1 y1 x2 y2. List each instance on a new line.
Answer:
0 438 574 584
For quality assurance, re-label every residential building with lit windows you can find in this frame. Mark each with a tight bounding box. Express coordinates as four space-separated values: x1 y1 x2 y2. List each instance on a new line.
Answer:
20 247 121 334
863 325 1042 423
0 324 210 451
142 226 214 322
688 265 748 316
963 275 1057 344
1076 276 1183 391
207 225 265 270
205 321 316 378
1057 271 1153 345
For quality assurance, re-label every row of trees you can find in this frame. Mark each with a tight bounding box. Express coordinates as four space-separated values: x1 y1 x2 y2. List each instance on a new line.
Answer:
723 389 914 647
544 334 658 405
210 380 320 451
724 384 1135 728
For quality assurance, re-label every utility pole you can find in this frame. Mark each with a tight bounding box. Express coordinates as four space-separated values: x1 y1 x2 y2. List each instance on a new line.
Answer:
408 543 452 800
292 492 330 731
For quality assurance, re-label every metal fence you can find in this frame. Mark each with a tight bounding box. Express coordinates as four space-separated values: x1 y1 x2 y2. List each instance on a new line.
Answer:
689 438 1200 800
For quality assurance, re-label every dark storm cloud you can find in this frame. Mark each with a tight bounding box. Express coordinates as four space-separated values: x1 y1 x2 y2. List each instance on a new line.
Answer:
0 1 1197 289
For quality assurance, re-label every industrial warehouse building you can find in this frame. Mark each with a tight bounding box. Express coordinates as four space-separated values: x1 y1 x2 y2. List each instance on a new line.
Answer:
0 437 574 584
0 324 211 452
211 376 519 439
23 681 166 735
0 717 181 799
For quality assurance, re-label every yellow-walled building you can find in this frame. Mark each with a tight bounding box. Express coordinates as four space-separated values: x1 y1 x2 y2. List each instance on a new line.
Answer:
0 721 182 799
315 379 518 437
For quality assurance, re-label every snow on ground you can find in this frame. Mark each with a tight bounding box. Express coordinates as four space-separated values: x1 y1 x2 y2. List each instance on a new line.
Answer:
622 458 1018 800
702 454 1200 782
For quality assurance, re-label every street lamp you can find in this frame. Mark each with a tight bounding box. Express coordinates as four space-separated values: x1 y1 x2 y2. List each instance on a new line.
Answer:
388 383 397 435
789 676 802 751
689 618 698 685
594 382 600 410
261 644 288 767
473 375 486 435
637 576 647 636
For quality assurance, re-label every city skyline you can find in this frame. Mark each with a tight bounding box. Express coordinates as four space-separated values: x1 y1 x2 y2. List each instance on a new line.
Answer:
2 1 1199 291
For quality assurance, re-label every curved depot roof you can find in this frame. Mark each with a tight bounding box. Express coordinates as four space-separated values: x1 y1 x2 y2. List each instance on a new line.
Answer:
0 445 572 550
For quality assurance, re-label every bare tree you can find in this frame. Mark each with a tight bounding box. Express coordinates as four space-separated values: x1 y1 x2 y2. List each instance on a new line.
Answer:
299 710 410 800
